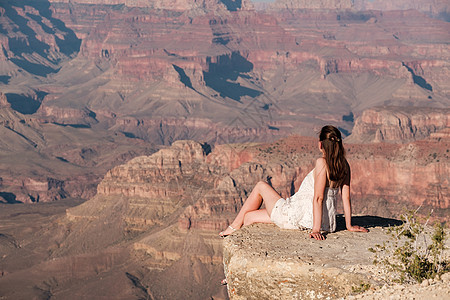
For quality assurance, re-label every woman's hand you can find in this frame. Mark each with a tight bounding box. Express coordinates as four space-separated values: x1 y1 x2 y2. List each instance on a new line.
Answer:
347 225 368 233
309 231 325 240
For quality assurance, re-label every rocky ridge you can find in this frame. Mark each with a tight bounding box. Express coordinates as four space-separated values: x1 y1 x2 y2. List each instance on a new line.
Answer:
49 0 254 11
271 0 450 17
347 106 450 143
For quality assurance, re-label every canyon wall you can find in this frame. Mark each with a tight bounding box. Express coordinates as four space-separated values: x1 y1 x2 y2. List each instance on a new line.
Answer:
0 97 156 203
348 107 450 143
272 0 450 16
1 0 448 205
48 0 254 11
69 132 448 234
11 0 446 143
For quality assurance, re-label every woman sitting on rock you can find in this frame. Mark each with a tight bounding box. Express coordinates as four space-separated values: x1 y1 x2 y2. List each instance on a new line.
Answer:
219 125 368 240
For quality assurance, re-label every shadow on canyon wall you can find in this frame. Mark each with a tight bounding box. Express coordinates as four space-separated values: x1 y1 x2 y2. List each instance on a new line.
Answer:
0 192 22 204
3 0 81 76
220 0 242 11
203 52 262 101
6 92 47 114
402 63 433 92
0 76 11 84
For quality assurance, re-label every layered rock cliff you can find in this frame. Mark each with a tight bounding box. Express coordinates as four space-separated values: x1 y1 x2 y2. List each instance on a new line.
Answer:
63 131 450 240
49 0 254 11
348 106 450 143
27 1 449 141
0 99 156 203
271 0 354 10
0 0 80 77
272 0 450 17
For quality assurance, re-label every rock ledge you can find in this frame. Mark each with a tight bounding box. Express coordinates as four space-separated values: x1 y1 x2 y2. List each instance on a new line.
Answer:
223 223 383 299
222 222 450 299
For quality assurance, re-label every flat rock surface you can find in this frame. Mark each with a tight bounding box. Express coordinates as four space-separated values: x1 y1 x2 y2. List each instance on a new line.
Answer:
223 220 450 299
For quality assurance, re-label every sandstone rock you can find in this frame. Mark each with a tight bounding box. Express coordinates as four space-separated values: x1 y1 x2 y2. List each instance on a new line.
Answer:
352 0 450 16
223 223 450 299
223 224 380 299
272 0 450 16
347 107 450 143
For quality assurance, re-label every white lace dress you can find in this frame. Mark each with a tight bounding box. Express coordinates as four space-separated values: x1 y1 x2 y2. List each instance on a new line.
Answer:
270 169 338 232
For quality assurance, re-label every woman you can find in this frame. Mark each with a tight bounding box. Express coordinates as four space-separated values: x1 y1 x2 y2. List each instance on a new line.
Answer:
219 125 368 240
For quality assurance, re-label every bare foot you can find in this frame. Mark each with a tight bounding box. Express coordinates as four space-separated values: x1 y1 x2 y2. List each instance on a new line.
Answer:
219 225 237 237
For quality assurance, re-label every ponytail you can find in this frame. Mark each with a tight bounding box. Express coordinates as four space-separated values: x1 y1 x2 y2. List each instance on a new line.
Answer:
319 125 349 187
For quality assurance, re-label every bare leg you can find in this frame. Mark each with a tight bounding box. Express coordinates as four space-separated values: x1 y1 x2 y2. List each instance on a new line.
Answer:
243 209 272 226
220 181 281 236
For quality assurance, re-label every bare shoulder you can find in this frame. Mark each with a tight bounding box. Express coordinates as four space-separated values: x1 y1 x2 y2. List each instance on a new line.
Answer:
315 157 326 169
314 157 327 176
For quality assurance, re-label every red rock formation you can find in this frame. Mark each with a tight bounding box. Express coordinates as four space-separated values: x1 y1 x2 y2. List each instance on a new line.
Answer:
0 103 156 203
353 0 450 16
2 1 449 207
272 0 450 16
271 0 354 10
50 0 254 11
348 106 450 143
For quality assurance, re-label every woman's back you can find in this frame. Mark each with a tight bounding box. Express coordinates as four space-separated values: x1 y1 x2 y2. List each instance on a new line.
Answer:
270 169 338 232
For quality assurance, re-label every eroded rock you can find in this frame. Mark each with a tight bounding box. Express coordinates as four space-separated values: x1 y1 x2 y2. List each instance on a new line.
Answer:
222 223 450 299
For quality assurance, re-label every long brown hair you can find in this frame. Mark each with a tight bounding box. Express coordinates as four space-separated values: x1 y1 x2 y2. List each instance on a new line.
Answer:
319 125 349 187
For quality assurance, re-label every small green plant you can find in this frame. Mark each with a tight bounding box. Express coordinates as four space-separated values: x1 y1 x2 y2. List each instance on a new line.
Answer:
351 282 371 294
371 209 449 283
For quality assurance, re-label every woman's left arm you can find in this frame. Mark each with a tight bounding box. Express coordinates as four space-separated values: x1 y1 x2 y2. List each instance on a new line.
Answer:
310 158 327 240
342 168 368 233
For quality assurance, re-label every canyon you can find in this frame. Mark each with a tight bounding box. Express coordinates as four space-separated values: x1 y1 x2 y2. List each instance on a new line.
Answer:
0 0 449 299
0 134 448 298
0 0 448 203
